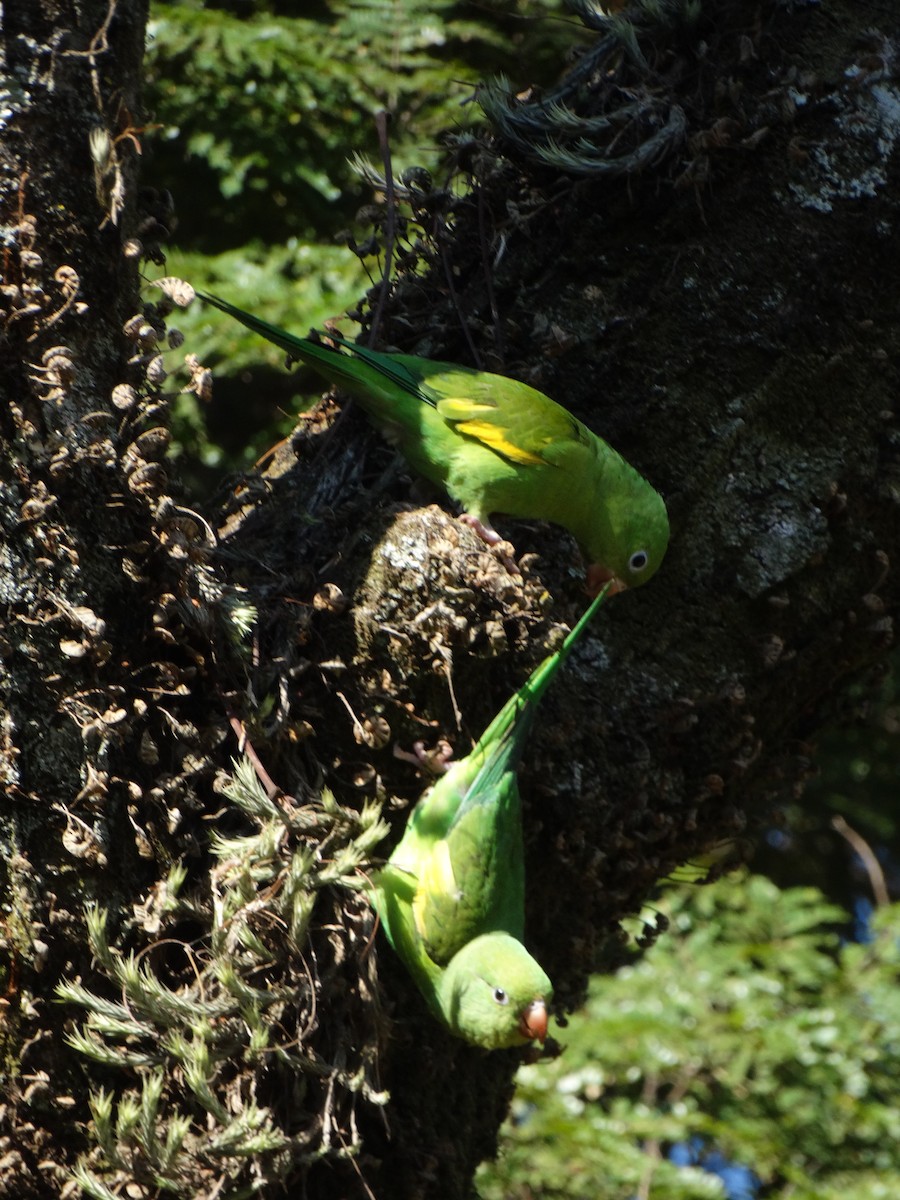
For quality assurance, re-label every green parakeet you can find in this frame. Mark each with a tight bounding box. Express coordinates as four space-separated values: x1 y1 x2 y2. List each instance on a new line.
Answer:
197 291 669 595
373 586 610 1049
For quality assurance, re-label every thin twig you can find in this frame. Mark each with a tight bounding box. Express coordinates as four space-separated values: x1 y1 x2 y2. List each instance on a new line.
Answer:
368 110 396 346
832 815 890 907
226 712 281 801
476 185 504 364
439 241 482 367
436 646 463 731
335 691 367 744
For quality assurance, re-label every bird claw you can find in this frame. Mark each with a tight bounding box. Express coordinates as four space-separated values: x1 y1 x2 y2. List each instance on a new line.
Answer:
491 539 521 578
459 512 502 545
458 514 521 577
393 738 455 775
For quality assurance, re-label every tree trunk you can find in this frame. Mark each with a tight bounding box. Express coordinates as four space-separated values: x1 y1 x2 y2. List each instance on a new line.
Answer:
2 2 899 1199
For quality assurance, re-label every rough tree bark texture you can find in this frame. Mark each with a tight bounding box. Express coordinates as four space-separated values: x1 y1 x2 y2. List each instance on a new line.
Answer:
1 2 899 1199
1 0 155 1191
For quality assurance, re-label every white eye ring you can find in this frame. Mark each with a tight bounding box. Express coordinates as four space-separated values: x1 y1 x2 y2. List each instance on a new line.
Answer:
493 987 509 1006
628 550 649 573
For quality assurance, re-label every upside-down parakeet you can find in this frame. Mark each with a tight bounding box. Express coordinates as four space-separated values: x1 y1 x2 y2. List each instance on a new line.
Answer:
197 292 669 595
373 586 610 1049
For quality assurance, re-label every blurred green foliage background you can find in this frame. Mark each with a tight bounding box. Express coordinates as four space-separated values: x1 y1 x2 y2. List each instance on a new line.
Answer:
144 0 586 471
478 874 900 1200
144 4 900 1196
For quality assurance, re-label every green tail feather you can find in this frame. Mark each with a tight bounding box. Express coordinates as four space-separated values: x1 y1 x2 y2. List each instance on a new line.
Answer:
197 290 432 405
198 290 319 358
468 585 611 791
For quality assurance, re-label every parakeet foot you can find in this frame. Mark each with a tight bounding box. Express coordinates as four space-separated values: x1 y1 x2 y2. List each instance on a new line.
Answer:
458 514 521 577
459 512 503 545
491 539 521 577
393 738 454 775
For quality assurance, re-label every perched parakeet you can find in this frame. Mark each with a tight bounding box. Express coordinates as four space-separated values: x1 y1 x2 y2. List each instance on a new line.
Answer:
198 292 669 594
373 586 610 1049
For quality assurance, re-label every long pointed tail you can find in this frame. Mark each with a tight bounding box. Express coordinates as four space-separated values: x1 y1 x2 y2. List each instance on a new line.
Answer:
197 289 417 404
472 583 612 760
197 290 313 358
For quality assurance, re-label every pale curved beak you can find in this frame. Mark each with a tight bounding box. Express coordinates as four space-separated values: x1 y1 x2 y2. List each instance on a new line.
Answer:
586 564 626 598
518 998 549 1043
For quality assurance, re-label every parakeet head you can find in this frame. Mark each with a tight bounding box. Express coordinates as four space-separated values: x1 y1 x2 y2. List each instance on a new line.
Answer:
586 476 670 596
439 933 552 1050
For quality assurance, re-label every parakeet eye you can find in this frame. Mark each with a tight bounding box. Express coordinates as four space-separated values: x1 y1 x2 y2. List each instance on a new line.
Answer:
492 987 509 1006
628 550 649 574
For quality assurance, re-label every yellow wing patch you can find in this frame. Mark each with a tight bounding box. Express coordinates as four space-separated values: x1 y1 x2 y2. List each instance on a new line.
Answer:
454 420 548 466
436 395 554 466
436 397 496 421
413 839 459 937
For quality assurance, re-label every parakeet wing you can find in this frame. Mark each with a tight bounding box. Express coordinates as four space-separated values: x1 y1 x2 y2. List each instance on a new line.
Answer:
433 385 593 470
413 772 525 965
293 336 594 474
